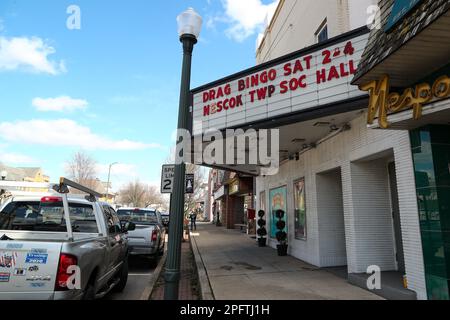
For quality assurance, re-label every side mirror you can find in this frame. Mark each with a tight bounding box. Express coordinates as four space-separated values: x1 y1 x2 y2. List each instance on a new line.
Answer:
123 221 136 232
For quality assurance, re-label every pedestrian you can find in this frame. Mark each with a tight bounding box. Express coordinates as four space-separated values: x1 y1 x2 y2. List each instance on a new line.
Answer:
189 211 197 231
216 211 221 227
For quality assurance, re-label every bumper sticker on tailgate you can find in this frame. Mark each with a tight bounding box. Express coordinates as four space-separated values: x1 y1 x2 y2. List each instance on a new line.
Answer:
0 273 10 283
28 265 39 272
25 253 48 264
13 268 26 276
0 252 18 268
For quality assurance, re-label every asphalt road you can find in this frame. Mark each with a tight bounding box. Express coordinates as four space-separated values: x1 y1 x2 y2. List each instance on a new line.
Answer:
105 256 159 300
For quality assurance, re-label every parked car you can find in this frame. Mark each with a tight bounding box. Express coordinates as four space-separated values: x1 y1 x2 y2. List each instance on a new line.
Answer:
0 178 135 300
116 208 166 263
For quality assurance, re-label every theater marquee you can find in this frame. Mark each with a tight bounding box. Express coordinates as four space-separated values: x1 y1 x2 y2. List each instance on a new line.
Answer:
191 29 369 134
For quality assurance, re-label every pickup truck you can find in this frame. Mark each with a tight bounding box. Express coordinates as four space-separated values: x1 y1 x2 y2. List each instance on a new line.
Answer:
116 208 166 263
0 178 135 300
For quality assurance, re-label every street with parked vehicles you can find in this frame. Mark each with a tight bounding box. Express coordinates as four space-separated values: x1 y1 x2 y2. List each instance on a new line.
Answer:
0 179 167 300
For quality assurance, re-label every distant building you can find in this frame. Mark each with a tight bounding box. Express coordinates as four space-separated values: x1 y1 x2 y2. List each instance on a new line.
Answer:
83 178 116 203
205 169 255 230
0 163 50 183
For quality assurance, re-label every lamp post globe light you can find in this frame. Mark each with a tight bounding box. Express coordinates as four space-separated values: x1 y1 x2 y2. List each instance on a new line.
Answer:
164 7 202 301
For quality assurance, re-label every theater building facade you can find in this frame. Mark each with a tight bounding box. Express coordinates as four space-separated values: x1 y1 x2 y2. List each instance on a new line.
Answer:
353 0 450 300
192 0 449 300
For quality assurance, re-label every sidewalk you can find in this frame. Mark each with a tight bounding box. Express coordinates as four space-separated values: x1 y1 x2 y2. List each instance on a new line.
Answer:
150 236 200 300
191 223 383 300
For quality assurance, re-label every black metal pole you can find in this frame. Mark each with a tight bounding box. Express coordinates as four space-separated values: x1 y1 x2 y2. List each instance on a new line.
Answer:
164 33 196 300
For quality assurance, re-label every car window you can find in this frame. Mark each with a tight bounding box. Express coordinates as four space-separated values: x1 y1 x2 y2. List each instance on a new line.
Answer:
104 206 121 235
0 201 98 233
117 209 158 225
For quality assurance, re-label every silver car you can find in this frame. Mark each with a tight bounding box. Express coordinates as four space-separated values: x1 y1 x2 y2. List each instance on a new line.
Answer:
116 208 166 263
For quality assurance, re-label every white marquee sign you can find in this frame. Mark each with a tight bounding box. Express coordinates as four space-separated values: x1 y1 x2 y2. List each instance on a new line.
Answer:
192 31 369 134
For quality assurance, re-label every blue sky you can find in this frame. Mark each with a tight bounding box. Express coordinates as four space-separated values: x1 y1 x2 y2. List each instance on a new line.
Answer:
0 0 278 190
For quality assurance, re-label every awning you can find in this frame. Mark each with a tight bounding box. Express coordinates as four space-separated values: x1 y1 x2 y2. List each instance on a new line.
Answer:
353 1 450 87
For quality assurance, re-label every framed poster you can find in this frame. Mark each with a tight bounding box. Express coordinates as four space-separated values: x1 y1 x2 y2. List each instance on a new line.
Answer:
294 178 307 240
269 186 287 239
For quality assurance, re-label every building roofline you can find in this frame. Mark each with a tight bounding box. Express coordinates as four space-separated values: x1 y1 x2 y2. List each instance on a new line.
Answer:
256 0 285 54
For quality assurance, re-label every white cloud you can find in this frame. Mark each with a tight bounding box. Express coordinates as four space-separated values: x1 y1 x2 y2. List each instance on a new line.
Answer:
221 0 279 42
0 36 66 75
0 119 165 151
0 152 36 165
32 96 88 112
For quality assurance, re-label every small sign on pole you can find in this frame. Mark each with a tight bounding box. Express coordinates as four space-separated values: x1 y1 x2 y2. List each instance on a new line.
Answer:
161 165 175 194
185 174 194 194
161 165 195 194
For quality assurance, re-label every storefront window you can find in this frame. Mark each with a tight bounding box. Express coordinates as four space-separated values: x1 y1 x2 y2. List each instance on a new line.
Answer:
294 179 307 240
269 186 288 239
410 125 450 300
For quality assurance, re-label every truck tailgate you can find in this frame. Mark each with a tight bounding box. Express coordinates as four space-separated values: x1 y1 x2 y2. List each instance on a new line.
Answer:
128 225 155 242
0 241 62 298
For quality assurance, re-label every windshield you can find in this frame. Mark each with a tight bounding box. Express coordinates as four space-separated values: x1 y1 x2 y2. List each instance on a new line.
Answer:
0 201 98 233
117 209 158 225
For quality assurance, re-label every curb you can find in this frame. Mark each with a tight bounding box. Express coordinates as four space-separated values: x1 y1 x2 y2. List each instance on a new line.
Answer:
140 250 167 300
190 232 215 300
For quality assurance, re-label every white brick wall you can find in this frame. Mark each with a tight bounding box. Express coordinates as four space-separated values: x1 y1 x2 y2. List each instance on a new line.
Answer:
256 111 428 299
317 170 347 267
257 0 376 64
348 159 396 272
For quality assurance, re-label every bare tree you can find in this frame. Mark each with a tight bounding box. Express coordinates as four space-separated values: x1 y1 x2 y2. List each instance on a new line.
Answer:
65 151 98 190
118 181 146 207
184 164 207 217
143 185 167 209
118 180 168 209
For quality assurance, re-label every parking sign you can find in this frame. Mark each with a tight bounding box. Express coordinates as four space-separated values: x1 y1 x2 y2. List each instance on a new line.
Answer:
161 165 175 194
161 165 195 194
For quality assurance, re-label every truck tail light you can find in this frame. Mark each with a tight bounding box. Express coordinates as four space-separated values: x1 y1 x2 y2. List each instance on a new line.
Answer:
55 254 78 291
41 196 63 203
151 230 158 242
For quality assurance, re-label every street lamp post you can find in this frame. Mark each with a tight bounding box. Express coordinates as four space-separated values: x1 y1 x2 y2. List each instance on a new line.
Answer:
106 162 118 203
164 7 202 300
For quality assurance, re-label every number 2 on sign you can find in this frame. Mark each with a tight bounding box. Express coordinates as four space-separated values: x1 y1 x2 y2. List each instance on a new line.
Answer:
163 179 171 190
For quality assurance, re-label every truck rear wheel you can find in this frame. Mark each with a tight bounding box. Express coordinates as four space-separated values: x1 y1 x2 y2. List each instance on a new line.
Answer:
113 259 128 293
